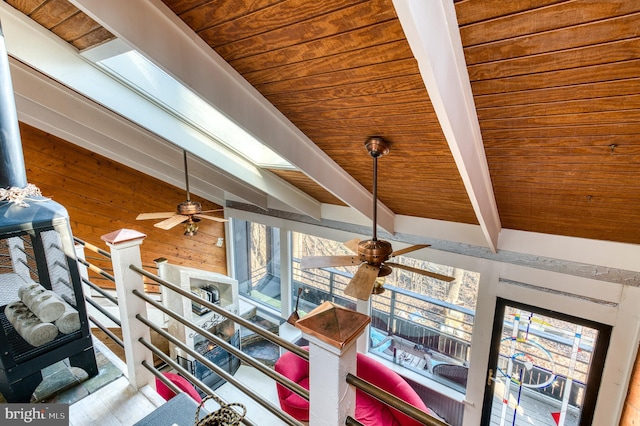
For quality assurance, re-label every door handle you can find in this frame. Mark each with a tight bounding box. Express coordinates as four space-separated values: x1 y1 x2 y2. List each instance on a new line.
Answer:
487 369 494 386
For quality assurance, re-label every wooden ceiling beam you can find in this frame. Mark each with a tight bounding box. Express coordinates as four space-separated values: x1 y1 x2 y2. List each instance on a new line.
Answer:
393 0 501 252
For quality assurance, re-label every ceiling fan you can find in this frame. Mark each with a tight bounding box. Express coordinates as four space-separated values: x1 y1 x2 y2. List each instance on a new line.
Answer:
300 136 454 300
136 150 227 236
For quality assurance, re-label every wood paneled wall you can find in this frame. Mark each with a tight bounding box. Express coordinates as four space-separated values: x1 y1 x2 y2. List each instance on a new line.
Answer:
19 122 227 290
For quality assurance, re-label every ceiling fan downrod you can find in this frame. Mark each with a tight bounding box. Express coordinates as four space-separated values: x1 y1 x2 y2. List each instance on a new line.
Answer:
364 136 390 241
183 149 191 202
178 150 201 214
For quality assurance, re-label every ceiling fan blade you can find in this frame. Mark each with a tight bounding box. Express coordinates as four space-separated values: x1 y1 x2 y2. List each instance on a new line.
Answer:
343 238 361 254
344 263 381 300
301 255 362 270
200 209 224 214
391 244 430 257
385 262 455 282
154 214 189 230
136 212 176 220
195 214 228 223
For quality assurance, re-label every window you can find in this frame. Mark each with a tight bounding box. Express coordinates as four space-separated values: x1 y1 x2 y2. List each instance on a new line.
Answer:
232 219 282 309
292 231 480 392
292 231 357 313
235 222 481 393
369 260 479 392
94 48 294 169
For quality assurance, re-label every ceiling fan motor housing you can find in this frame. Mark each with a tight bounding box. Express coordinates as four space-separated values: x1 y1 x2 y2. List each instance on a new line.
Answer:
177 200 202 215
358 239 393 265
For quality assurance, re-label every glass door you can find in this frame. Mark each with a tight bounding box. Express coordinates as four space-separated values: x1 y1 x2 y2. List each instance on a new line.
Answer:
481 298 610 426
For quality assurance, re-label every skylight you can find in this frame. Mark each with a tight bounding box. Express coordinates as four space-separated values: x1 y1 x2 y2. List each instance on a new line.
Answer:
95 49 294 170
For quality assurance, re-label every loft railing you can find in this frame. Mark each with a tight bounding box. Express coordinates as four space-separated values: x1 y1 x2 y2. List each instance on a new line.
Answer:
88 230 446 426
74 237 124 350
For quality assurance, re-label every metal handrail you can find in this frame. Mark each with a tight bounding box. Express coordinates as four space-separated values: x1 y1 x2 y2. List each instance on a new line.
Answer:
130 264 309 361
85 296 121 327
132 289 309 402
139 341 257 426
294 259 594 362
142 359 182 396
77 257 116 282
346 373 450 426
81 276 118 305
74 237 111 259
135 314 303 426
88 314 124 348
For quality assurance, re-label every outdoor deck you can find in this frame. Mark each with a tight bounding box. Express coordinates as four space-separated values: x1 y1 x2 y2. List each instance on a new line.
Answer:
489 381 580 426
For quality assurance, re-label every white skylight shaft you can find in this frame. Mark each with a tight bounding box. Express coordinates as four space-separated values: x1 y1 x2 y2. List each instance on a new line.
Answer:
97 50 294 170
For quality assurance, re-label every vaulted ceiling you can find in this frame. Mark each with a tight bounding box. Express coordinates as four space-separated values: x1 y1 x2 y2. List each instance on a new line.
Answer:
2 0 639 251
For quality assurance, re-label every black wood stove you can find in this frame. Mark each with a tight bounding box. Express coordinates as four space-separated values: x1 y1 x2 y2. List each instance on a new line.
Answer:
0 22 97 402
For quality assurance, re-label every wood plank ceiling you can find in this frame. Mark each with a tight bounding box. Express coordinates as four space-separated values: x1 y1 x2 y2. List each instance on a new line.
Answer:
4 0 640 245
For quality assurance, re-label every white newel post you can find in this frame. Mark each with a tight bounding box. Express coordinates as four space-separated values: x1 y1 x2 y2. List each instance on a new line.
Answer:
296 302 371 426
306 335 358 425
101 229 154 390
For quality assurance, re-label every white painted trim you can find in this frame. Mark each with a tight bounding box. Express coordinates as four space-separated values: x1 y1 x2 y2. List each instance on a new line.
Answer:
10 60 265 207
499 229 640 272
496 280 618 326
80 37 132 62
69 0 394 233
499 263 624 304
462 261 500 426
392 0 500 251
280 228 293 320
320 204 371 228
596 285 640 425
395 215 489 248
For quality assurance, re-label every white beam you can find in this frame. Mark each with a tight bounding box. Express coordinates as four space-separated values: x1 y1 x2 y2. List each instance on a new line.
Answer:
69 0 395 233
393 0 500 251
10 58 267 208
499 229 640 273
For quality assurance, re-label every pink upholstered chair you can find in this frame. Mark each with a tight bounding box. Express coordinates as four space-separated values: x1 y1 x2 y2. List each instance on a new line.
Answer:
275 347 434 426
155 372 202 403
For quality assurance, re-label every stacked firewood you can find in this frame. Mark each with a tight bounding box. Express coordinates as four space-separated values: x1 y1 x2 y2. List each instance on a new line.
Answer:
4 283 80 347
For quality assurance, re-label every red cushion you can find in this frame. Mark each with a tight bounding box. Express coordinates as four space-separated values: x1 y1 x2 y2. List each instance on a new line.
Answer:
356 353 431 426
356 392 401 426
275 351 311 421
274 347 432 426
155 372 202 403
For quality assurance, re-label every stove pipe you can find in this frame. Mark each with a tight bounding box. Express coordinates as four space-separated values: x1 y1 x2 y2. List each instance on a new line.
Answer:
0 21 28 190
